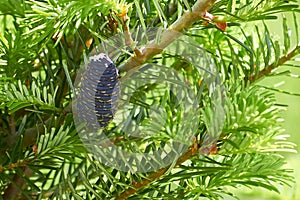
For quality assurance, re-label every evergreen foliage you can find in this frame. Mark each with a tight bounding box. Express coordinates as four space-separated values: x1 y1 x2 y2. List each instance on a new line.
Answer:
0 0 299 199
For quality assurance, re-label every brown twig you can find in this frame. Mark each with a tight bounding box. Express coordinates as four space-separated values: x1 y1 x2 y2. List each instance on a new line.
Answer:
0 159 31 172
115 1 216 199
119 0 216 74
115 145 199 200
247 45 300 83
118 5 134 47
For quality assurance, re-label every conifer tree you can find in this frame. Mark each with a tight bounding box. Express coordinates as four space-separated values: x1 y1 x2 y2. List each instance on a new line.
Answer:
0 0 299 199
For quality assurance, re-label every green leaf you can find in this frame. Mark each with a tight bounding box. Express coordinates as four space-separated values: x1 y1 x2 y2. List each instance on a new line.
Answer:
7 101 32 114
282 15 291 54
293 12 299 44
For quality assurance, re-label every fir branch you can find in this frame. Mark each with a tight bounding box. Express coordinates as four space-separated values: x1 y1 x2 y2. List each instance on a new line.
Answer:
247 44 300 83
1 0 298 198
114 2 218 197
119 0 216 74
115 144 200 200
11 0 216 183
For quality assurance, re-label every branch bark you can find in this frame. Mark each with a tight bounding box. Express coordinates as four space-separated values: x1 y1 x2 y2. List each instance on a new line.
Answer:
119 0 215 74
2 166 33 200
247 45 300 83
115 145 199 200
115 0 216 199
